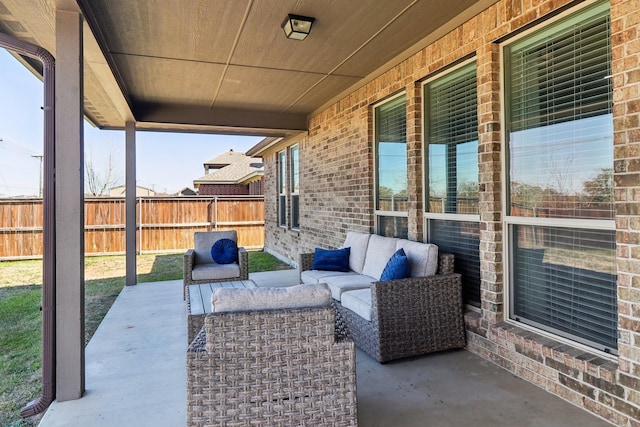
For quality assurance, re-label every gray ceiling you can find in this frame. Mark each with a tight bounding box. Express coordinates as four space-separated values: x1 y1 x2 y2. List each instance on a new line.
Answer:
0 0 496 137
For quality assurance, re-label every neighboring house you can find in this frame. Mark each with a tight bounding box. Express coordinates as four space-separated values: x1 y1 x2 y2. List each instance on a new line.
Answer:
193 150 264 196
248 1 640 424
176 187 197 196
108 185 155 197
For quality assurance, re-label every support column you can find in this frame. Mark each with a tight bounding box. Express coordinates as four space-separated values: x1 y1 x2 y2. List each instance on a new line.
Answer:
55 10 84 401
125 121 137 286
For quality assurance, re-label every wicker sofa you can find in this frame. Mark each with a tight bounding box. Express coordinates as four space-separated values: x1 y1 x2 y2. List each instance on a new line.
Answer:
183 230 249 299
300 231 466 363
186 285 358 427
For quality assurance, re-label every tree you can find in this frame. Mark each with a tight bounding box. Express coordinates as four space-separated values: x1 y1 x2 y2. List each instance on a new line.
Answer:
582 168 613 206
85 149 121 196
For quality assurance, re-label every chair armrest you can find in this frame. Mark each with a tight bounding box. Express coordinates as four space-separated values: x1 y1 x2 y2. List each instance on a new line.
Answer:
183 249 196 279
237 247 249 280
438 253 455 275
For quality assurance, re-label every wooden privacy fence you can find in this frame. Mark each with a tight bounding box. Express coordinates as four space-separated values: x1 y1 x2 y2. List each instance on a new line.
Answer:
0 196 265 260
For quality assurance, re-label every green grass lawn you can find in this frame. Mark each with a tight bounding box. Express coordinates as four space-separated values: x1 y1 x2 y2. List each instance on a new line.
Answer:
0 251 290 427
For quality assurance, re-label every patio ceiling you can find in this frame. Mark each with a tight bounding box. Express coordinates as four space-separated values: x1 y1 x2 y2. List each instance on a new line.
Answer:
0 0 497 137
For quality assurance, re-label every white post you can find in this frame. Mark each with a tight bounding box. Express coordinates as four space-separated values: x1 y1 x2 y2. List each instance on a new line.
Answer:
55 9 85 401
125 121 137 285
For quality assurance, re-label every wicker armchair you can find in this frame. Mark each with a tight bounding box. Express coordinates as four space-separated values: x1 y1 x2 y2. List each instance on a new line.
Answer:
187 306 358 426
302 252 466 363
183 230 249 299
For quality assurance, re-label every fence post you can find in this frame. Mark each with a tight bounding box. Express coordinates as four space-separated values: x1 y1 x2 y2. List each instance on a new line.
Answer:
214 196 218 230
138 197 142 254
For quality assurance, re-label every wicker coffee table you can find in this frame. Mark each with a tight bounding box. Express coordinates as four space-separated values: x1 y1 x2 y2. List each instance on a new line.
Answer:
186 279 257 343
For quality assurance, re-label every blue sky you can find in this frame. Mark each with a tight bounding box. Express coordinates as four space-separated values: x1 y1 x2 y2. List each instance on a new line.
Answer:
0 48 263 197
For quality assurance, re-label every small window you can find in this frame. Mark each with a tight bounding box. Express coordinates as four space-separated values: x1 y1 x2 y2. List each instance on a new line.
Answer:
290 145 300 230
374 94 408 238
277 150 287 227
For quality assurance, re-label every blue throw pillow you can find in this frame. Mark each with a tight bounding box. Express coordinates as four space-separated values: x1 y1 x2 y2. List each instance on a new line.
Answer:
380 248 411 281
312 247 351 272
210 238 238 264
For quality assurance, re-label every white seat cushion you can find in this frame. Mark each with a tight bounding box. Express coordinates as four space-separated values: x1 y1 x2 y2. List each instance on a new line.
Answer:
325 274 376 300
361 234 399 280
191 262 240 281
341 289 373 321
342 231 371 274
301 269 359 285
211 283 331 312
395 239 439 277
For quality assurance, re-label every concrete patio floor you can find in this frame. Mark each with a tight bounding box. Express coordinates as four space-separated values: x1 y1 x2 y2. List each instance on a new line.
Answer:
38 270 612 426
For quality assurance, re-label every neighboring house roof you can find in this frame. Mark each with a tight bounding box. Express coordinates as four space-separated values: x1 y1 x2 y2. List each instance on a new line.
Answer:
194 155 264 187
108 185 155 197
203 149 247 169
176 187 197 196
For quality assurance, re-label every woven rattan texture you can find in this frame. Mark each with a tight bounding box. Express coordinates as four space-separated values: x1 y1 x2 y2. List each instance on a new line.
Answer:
336 272 465 362
303 252 465 363
187 307 358 426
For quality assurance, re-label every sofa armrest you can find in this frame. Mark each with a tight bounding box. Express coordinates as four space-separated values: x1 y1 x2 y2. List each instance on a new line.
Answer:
237 247 249 280
299 252 315 272
370 273 464 335
438 253 455 275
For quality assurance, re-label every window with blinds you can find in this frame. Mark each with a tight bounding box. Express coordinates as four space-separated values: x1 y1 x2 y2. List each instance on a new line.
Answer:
504 1 616 353
512 226 617 351
424 62 481 306
505 1 613 220
290 145 300 230
430 220 481 306
277 150 286 227
426 62 478 214
375 95 408 238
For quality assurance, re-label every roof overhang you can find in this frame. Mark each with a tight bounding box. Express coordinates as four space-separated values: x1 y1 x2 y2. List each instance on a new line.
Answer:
0 0 499 137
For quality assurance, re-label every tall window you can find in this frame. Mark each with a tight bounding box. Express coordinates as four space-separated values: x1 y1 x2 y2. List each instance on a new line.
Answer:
375 94 408 238
290 145 300 230
277 150 287 227
424 62 480 306
504 1 616 352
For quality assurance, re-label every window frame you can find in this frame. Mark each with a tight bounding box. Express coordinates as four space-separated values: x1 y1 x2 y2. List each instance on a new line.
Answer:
501 0 617 354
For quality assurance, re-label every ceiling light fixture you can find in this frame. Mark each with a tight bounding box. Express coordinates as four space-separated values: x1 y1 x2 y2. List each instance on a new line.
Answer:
282 14 315 41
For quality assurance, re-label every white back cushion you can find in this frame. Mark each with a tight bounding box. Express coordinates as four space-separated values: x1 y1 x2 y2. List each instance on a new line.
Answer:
361 235 398 280
395 239 439 277
211 283 331 313
194 230 237 264
342 231 371 274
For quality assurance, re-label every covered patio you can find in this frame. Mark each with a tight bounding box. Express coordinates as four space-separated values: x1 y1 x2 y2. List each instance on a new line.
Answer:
1 0 639 425
38 271 611 427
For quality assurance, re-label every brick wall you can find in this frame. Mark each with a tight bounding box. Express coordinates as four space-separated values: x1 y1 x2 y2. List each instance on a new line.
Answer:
198 183 249 196
261 1 640 424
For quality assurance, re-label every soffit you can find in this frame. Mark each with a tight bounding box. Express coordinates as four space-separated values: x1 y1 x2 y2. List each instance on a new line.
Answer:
0 0 498 137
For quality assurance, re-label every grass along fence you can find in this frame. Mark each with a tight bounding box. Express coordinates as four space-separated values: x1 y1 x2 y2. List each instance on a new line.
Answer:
0 196 265 260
